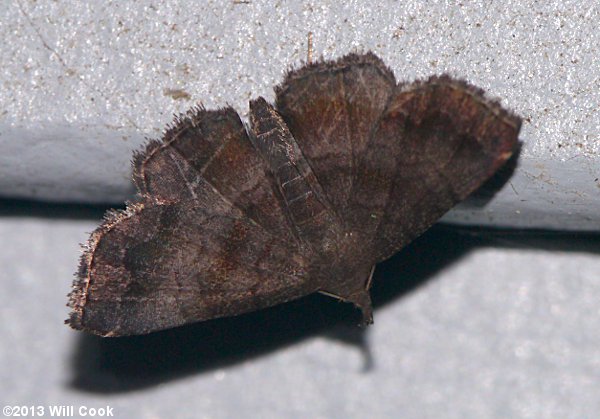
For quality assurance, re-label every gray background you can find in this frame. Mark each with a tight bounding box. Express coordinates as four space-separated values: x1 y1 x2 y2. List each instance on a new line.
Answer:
1 1 599 418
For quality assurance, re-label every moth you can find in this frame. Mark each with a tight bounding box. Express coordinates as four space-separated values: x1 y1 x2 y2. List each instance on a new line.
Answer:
67 52 521 336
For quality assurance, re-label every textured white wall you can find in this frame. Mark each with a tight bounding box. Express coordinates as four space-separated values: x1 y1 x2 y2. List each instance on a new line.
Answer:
1 1 598 231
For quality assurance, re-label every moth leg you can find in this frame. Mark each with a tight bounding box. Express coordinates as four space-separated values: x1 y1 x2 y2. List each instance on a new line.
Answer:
318 264 376 325
351 290 374 327
365 264 376 290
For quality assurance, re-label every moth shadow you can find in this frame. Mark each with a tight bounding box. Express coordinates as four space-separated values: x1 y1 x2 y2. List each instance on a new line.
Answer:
69 223 600 394
68 225 478 394
0 198 118 220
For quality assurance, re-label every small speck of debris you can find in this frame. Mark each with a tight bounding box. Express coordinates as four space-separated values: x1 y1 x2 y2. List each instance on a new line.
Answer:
392 26 405 39
163 88 191 101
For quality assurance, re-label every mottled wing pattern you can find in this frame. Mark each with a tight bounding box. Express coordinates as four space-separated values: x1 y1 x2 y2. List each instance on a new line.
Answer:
68 200 313 336
68 109 315 336
347 77 521 262
275 53 396 213
68 52 522 335
133 107 294 241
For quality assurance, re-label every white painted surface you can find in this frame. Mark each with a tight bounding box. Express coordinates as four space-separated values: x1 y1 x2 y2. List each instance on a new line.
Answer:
1 1 599 229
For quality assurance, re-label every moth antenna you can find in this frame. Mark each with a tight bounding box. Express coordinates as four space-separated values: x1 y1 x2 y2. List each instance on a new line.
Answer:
307 31 313 64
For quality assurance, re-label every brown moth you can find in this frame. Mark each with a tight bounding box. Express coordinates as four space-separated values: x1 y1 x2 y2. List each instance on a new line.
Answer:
67 52 521 336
